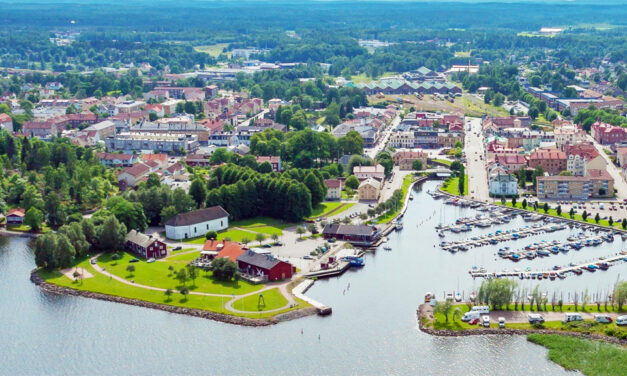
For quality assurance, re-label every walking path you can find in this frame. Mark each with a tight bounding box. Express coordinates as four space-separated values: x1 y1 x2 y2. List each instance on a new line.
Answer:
87 254 299 314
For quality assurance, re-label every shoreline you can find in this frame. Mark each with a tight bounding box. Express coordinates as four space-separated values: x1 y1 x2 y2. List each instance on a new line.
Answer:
30 269 317 327
416 303 627 346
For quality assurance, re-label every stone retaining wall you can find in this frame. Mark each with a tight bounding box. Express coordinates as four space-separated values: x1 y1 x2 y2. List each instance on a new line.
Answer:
31 269 317 327
416 304 626 346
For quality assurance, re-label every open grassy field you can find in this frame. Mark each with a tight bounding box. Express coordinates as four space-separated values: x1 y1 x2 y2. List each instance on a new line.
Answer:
527 334 627 376
97 251 263 295
368 93 508 118
350 71 397 84
234 288 288 312
183 217 292 244
193 43 229 57
440 175 468 196
307 202 354 219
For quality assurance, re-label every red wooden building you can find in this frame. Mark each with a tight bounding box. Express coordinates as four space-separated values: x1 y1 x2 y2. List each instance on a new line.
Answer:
236 251 295 281
6 208 25 225
124 230 167 259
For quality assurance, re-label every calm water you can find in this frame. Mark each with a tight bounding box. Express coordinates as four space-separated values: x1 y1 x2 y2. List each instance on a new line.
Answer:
5 180 622 375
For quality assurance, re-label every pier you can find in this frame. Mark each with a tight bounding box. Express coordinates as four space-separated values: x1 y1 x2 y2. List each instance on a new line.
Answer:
293 279 332 315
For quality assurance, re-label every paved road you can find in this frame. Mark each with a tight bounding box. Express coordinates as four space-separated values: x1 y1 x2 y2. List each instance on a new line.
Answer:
588 135 627 202
365 114 401 159
464 117 490 202
238 109 270 127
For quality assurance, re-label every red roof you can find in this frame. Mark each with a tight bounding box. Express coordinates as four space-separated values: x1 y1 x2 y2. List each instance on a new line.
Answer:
142 154 167 163
7 208 25 217
496 154 527 165
563 143 599 161
120 163 150 178
325 179 342 189
204 240 246 262
0 113 11 123
586 169 612 180
529 149 566 160
255 156 280 164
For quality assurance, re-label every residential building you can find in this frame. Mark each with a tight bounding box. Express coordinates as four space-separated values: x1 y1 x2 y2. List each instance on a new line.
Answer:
236 250 295 282
353 164 385 180
358 177 381 201
105 132 199 154
124 230 167 259
591 121 627 145
115 100 146 114
117 163 151 187
564 143 605 176
6 208 25 225
22 119 63 138
97 152 137 167
0 113 13 132
393 151 427 170
527 149 567 175
389 132 415 149
322 223 381 246
202 239 245 262
165 206 229 240
437 132 465 148
255 156 281 172
554 123 587 150
495 154 527 173
324 179 342 200
536 169 613 200
83 120 116 140
141 153 168 169
489 173 518 196
185 154 211 167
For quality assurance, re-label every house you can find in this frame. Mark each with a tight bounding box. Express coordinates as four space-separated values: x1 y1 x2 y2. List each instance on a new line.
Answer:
124 230 167 259
6 208 25 225
141 153 168 169
322 223 381 246
165 206 229 240
236 250 295 281
527 149 567 175
495 154 527 173
591 120 627 145
358 178 381 201
324 179 342 200
564 143 605 176
83 120 116 140
255 156 281 172
353 164 385 180
0 113 13 132
201 239 246 262
393 151 427 170
185 154 211 167
165 162 186 176
489 173 518 196
118 163 151 187
97 152 137 167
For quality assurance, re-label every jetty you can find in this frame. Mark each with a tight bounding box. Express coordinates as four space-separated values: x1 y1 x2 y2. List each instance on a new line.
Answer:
293 279 332 315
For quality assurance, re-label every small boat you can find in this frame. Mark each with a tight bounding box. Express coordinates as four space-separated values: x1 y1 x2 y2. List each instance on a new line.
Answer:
395 222 404 231
446 293 454 301
469 292 477 301
454 292 462 302
596 262 609 270
383 246 392 251
409 195 414 200
573 269 583 275
438 232 445 238
346 256 365 267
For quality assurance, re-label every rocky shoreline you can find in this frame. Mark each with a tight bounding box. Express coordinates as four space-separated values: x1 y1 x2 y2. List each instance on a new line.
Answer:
416 304 627 346
30 269 317 327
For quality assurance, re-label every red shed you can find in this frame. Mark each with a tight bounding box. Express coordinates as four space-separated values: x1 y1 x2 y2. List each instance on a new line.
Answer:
124 230 167 259
236 250 295 281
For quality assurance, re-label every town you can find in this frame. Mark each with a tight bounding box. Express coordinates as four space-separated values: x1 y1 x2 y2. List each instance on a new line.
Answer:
1 1 627 375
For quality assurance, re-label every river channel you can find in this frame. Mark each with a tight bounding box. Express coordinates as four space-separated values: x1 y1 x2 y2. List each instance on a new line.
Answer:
5 180 624 375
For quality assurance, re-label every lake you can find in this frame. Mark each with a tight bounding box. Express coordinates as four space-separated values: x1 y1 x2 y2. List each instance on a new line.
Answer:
3 180 616 375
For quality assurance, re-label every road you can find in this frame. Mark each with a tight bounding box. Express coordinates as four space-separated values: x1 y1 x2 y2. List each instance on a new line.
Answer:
588 135 627 202
365 114 401 159
464 117 490 202
238 109 270 127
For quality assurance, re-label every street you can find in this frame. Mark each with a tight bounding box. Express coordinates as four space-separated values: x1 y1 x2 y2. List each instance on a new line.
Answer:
464 117 490 202
364 113 401 159
588 135 627 202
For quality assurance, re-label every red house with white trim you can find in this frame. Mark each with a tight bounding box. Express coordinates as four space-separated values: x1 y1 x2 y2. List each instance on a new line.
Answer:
124 230 167 259
236 250 295 281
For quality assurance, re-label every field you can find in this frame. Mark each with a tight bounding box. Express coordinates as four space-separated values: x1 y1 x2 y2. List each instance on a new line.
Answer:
307 202 354 219
350 72 397 84
193 43 229 57
184 217 292 244
235 288 288 312
527 334 627 376
368 93 508 118
440 175 468 196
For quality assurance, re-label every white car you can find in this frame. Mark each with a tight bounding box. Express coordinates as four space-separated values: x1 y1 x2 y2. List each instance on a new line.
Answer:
147 258 156 263
481 316 490 328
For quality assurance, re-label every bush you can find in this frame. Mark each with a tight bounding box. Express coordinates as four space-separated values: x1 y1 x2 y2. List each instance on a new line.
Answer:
205 230 218 240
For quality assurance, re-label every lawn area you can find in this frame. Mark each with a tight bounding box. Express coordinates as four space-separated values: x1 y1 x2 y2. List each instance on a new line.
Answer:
183 217 292 244
350 71 397 84
230 217 291 229
216 228 264 243
233 288 288 312
431 158 452 167
7 224 52 233
499 202 625 229
440 175 468 196
193 43 229 57
460 94 509 117
527 334 627 376
97 251 263 295
307 202 354 219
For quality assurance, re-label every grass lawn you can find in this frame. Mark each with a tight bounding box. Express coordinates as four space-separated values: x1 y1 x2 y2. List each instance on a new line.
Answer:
527 334 627 376
97 251 263 295
7 224 52 233
441 175 468 196
216 228 262 243
431 159 453 166
230 217 291 229
499 202 625 229
350 71 397 84
193 43 229 57
233 288 288 312
307 202 354 219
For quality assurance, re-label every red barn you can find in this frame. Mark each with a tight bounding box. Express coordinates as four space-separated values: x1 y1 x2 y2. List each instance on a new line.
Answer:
237 250 295 281
124 230 167 259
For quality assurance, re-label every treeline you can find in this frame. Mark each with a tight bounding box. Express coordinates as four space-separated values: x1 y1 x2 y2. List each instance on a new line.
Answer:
248 128 363 169
574 107 627 130
205 164 327 222
35 215 126 269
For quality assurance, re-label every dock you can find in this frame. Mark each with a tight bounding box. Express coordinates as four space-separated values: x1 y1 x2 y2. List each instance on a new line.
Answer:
293 279 332 315
305 261 351 278
470 251 627 280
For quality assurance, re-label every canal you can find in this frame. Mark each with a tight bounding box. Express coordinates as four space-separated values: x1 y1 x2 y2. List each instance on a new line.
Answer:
4 180 623 375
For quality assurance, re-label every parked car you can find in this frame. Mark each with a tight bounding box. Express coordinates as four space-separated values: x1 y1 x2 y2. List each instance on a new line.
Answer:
498 317 506 328
562 313 583 324
129 258 139 263
146 258 155 263
303 255 313 260
461 311 480 322
173 246 182 251
528 314 544 324
468 317 479 325
594 314 612 324
616 315 627 326
90 259 97 265
481 316 490 327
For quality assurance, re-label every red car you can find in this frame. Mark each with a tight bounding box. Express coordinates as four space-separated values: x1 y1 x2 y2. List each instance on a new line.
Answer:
468 318 479 325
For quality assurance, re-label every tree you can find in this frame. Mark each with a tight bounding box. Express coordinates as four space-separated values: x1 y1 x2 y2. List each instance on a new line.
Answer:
96 215 127 252
255 232 266 245
477 279 518 310
609 216 614 227
412 159 423 171
345 175 359 190
307 223 317 235
543 202 549 213
511 196 516 207
556 205 562 216
582 210 588 221
44 192 66 228
210 257 239 281
24 207 44 231
271 233 279 243
186 264 197 287
614 281 627 310
165 288 173 301
179 285 189 301
457 166 465 195
206 230 218 240
522 199 527 210
296 225 306 239
622 218 627 230
433 300 454 323
126 264 135 277
242 237 251 246
54 234 76 269
189 178 207 208
594 213 600 224
160 205 178 225
569 207 575 219
105 196 147 232
258 161 273 174
146 173 161 188
304 172 325 207
176 268 188 287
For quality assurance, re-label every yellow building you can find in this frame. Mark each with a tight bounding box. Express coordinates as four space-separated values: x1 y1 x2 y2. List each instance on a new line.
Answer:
358 178 381 201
